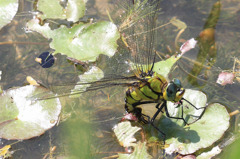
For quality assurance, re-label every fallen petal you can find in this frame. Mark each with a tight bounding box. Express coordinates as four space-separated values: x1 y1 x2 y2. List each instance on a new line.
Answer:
216 72 235 86
180 38 197 55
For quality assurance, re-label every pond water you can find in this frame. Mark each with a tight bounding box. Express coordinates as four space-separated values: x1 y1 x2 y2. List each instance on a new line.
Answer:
0 0 240 158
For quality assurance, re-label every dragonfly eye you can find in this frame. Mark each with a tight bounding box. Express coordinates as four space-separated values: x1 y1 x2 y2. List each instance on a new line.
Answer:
166 79 185 102
166 82 177 100
173 78 182 88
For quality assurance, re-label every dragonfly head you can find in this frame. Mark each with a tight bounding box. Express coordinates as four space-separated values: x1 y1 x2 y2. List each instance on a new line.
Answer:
163 78 185 102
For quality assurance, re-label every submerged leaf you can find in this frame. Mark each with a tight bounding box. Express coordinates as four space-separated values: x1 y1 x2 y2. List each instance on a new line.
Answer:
0 85 61 140
26 18 120 62
0 0 18 30
170 17 187 31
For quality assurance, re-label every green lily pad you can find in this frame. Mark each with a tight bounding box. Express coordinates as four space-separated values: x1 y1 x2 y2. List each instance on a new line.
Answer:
65 0 86 22
0 85 61 140
167 89 207 124
0 0 18 30
37 0 66 20
130 56 180 79
158 102 229 155
118 142 152 159
152 56 180 79
37 0 86 22
197 146 222 159
26 18 120 62
113 121 152 159
113 121 141 147
70 66 104 98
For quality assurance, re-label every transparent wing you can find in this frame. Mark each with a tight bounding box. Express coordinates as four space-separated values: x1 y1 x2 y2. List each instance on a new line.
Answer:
115 0 161 77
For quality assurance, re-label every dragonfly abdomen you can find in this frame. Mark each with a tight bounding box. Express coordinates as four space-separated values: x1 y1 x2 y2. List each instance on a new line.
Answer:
125 73 168 112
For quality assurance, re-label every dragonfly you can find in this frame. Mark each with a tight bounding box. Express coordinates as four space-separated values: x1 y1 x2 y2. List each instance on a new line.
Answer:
31 0 205 141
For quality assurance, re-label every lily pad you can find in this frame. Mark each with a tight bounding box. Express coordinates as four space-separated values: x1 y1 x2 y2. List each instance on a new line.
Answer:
167 89 207 124
113 121 141 147
158 102 230 155
26 18 120 62
0 0 18 30
0 85 61 140
153 56 180 78
113 121 152 159
197 146 222 159
37 0 66 20
130 56 180 79
118 142 152 159
70 66 104 98
37 0 86 22
66 0 86 22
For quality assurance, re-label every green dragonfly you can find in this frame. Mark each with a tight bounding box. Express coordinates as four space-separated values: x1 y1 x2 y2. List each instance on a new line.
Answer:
32 0 205 141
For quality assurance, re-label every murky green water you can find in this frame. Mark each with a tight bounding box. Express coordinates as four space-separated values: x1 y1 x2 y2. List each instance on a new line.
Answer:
0 0 240 158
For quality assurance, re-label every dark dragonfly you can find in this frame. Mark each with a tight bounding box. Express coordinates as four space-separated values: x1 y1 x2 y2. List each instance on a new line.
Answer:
32 0 205 141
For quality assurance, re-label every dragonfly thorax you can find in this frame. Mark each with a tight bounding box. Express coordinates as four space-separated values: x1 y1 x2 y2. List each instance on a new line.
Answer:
125 73 185 113
125 72 167 112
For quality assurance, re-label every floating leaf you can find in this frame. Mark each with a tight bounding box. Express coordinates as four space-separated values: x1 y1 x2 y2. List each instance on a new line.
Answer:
0 0 18 30
197 146 221 159
113 121 141 147
0 85 61 140
26 18 120 62
36 0 86 22
37 0 66 20
118 142 152 159
167 89 206 124
153 56 180 79
129 56 180 79
159 102 229 155
66 0 86 22
70 66 104 98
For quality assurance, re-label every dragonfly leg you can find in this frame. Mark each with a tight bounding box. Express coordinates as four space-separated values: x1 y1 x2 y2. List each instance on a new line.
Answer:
180 99 207 124
165 103 189 125
182 98 207 110
133 107 149 124
187 109 206 124
151 102 165 123
134 107 166 143
150 102 166 143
